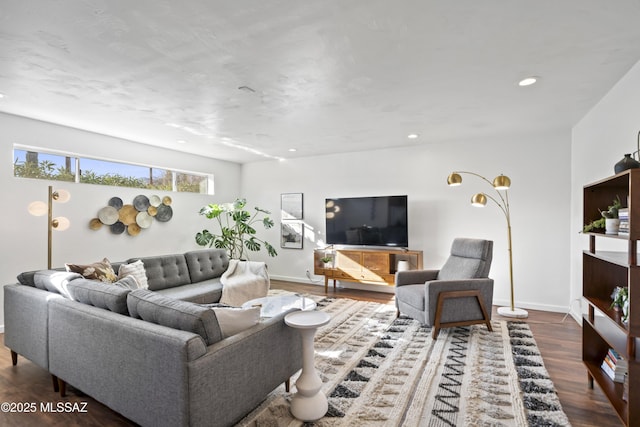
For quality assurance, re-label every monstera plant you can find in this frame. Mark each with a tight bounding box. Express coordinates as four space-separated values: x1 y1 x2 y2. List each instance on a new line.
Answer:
195 198 277 259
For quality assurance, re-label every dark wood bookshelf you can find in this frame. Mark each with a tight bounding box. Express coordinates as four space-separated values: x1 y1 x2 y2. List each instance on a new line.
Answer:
583 169 640 427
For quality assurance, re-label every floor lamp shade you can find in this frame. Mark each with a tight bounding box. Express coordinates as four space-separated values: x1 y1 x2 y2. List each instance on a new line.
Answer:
29 186 71 269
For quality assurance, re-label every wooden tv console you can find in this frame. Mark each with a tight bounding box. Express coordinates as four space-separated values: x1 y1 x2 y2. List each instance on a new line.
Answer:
313 248 423 292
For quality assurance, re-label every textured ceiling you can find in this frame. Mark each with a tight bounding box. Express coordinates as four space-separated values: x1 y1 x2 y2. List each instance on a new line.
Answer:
1 1 640 163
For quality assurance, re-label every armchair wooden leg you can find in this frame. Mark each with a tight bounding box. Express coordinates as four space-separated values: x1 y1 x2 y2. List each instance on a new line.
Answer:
432 289 492 339
432 326 440 340
10 350 17 366
285 378 290 393
51 375 59 393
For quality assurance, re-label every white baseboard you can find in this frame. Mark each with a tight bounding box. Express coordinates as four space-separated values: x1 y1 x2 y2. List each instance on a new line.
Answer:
0 325 4 334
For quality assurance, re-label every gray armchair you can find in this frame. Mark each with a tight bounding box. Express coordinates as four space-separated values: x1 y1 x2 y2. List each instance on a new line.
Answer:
395 238 494 339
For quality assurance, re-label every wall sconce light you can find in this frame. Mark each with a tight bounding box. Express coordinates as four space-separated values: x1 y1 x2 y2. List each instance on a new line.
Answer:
447 171 527 319
28 186 71 269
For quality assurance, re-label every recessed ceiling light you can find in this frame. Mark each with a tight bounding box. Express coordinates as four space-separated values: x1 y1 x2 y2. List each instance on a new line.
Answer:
0 93 5 99
407 134 419 139
177 140 187 144
518 77 538 86
288 148 297 152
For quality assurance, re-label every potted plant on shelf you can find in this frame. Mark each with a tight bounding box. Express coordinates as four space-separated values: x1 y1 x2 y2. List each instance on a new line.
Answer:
320 255 333 268
195 198 277 260
610 286 629 323
583 196 621 234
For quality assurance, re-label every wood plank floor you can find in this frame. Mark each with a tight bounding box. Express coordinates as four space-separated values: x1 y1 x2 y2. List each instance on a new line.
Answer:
0 280 622 426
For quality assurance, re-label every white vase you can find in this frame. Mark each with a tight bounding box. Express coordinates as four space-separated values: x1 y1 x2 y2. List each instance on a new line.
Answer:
397 260 410 271
605 218 620 235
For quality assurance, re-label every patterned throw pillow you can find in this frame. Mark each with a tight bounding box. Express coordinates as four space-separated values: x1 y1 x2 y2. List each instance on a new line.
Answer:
118 259 149 289
118 260 148 289
65 258 117 283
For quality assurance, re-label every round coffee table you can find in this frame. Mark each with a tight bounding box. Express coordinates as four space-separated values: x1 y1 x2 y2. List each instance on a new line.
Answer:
241 294 317 317
284 310 331 422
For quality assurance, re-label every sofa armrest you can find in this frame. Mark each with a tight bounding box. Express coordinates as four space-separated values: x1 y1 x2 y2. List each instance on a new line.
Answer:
395 269 439 286
3 284 63 370
424 278 494 325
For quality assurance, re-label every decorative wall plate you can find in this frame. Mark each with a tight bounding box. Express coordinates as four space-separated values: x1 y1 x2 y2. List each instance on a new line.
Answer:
98 206 119 225
136 212 153 228
149 195 161 207
89 218 103 230
127 223 141 236
133 195 150 211
108 197 123 209
155 204 173 222
110 221 125 234
118 204 138 225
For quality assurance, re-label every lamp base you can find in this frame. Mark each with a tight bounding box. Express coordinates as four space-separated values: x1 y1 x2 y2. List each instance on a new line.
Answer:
497 306 528 319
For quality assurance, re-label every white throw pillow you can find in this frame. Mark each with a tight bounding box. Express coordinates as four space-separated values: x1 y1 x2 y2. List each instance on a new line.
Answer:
211 306 261 338
118 260 148 289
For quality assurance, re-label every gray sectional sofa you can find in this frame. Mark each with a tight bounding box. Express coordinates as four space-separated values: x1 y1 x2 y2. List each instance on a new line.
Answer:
4 249 303 427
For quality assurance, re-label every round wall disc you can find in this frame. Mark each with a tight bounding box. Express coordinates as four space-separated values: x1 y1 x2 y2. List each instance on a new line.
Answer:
98 206 119 225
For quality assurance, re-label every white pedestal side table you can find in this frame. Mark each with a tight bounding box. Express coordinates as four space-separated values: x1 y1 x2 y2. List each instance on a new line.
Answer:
284 310 331 422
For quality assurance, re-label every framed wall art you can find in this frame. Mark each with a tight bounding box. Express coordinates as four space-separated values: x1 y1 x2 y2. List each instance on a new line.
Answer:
281 221 303 249
281 193 303 220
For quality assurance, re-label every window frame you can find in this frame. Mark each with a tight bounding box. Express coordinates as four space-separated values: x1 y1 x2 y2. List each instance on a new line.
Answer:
13 145 214 195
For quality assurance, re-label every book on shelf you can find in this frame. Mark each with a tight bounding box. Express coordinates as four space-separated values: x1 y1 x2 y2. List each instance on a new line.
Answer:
608 348 628 367
601 348 628 383
623 373 629 402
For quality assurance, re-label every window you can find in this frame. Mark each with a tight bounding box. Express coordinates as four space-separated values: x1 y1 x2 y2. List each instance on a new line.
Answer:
13 148 211 194
13 150 76 182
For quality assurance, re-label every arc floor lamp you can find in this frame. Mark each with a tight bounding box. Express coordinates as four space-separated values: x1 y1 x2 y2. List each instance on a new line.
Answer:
447 171 528 319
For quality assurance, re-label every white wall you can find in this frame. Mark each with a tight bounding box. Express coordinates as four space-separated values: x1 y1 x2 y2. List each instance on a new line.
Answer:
0 113 242 329
242 131 572 313
0 111 576 330
571 59 640 322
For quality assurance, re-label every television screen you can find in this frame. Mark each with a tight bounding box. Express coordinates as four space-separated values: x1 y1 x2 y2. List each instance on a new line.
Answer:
325 195 408 247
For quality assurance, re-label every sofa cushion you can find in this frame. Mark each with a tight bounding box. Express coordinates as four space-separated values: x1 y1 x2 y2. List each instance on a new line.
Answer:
127 289 223 346
33 270 83 297
210 306 260 338
65 258 117 283
131 255 190 291
155 280 223 304
67 278 133 315
118 260 149 289
184 249 229 283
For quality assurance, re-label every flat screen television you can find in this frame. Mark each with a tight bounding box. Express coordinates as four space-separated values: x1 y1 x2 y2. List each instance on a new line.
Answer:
325 195 408 247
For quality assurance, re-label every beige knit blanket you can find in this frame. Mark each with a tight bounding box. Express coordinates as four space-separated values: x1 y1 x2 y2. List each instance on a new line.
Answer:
219 259 270 306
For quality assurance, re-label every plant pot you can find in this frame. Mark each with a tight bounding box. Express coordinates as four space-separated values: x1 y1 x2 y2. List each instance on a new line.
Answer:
605 218 620 235
623 299 630 323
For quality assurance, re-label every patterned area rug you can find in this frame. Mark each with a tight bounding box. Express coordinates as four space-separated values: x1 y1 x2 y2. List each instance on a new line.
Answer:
237 297 571 427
